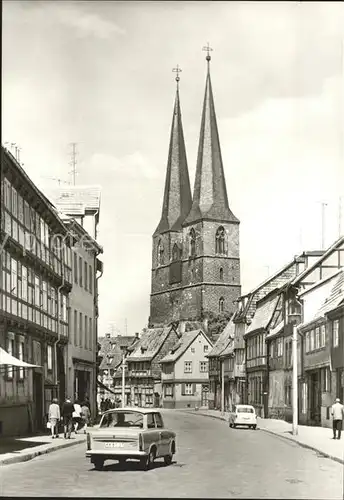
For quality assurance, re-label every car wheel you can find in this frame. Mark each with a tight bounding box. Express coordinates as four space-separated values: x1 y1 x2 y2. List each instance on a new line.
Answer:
253 425 257 430
232 424 236 429
142 448 155 471
94 458 104 470
164 454 173 466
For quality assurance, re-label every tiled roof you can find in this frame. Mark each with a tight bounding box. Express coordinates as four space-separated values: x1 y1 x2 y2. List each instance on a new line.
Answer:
316 270 344 317
50 185 101 214
219 321 236 358
127 327 174 361
98 335 138 371
207 319 235 358
160 330 205 363
245 295 279 335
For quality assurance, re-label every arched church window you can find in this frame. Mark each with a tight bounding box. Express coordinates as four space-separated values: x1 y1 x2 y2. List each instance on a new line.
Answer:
219 267 224 281
219 297 224 314
172 243 180 262
215 226 227 255
189 228 196 257
157 240 164 266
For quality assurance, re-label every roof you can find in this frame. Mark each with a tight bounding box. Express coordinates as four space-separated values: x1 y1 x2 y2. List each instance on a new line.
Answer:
127 326 175 361
219 322 236 358
62 217 103 254
154 87 192 235
207 319 235 358
291 236 344 286
50 185 101 215
160 329 209 363
98 335 138 371
245 295 279 335
183 62 239 225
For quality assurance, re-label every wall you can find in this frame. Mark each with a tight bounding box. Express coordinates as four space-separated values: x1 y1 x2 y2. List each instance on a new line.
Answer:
174 332 212 380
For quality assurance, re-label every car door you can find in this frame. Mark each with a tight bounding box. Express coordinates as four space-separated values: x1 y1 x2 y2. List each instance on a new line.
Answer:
154 412 168 456
145 413 159 454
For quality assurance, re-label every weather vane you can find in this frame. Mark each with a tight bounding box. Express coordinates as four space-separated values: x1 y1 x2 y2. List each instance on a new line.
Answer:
172 65 182 87
202 42 213 62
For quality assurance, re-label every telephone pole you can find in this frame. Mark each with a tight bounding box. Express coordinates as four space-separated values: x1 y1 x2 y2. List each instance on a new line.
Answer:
69 143 78 186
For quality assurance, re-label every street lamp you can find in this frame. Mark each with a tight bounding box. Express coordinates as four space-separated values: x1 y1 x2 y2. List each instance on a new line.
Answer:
120 345 128 408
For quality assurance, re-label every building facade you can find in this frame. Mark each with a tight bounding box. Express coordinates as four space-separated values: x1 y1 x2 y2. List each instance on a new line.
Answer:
0 146 72 436
150 55 241 328
62 218 103 418
160 329 212 409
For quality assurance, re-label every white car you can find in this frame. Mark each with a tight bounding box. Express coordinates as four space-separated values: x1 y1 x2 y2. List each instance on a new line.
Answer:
229 404 257 429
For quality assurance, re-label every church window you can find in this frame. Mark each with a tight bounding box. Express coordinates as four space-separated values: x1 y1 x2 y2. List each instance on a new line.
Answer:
189 229 196 257
219 267 223 280
215 226 227 255
172 243 180 262
157 240 164 266
219 297 224 314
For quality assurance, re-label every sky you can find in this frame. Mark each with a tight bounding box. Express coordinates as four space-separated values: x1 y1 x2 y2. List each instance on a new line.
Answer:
2 1 344 337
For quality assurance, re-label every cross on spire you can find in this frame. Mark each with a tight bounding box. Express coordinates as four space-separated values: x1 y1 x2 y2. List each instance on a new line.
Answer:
172 65 182 87
202 42 213 62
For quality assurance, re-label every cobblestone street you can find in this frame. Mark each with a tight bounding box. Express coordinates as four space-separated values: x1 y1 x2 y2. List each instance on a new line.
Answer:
0 410 342 498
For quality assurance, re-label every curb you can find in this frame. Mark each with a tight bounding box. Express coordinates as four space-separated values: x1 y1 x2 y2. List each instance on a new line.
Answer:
259 428 344 465
0 437 86 467
185 410 344 466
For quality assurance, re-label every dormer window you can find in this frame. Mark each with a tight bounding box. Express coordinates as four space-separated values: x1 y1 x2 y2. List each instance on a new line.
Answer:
215 226 227 255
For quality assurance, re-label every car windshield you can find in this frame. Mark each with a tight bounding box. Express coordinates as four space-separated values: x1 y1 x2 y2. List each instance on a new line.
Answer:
100 411 143 428
237 407 254 413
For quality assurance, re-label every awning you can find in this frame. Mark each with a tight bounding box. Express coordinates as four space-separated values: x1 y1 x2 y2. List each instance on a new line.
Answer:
0 347 41 368
96 379 117 396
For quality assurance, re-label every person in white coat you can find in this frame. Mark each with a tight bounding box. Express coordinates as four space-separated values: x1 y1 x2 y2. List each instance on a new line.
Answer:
72 400 82 434
48 398 61 438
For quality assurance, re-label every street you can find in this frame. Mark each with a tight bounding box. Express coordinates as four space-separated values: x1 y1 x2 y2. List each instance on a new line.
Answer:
0 410 342 499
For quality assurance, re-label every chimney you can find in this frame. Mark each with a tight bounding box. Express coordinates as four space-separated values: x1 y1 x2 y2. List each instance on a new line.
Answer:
135 332 140 339
178 321 186 335
203 318 208 333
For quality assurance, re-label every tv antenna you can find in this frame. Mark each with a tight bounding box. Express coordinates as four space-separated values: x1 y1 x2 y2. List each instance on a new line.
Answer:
69 142 78 185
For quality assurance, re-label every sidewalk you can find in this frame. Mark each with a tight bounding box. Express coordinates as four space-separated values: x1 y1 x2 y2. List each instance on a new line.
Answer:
183 408 344 465
0 431 87 467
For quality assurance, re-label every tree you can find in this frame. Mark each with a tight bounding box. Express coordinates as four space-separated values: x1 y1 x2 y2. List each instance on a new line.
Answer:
202 310 233 343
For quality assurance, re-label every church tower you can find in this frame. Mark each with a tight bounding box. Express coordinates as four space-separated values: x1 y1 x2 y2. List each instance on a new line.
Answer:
149 67 193 326
180 47 241 322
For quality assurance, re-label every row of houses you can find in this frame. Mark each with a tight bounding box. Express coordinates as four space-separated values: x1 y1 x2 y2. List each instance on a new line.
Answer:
97 322 213 410
0 145 103 436
207 237 344 428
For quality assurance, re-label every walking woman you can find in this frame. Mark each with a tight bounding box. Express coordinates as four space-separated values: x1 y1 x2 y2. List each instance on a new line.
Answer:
81 401 91 434
48 398 60 439
72 399 83 434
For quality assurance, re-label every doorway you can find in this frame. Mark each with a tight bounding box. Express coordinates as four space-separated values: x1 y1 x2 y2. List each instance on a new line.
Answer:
201 385 209 407
309 371 321 425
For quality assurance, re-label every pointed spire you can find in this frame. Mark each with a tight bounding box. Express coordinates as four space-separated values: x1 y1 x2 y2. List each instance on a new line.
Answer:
184 46 238 225
154 67 192 235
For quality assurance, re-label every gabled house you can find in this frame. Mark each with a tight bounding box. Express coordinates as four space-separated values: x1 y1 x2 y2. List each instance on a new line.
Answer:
160 329 213 409
326 278 344 405
117 325 180 408
297 270 344 427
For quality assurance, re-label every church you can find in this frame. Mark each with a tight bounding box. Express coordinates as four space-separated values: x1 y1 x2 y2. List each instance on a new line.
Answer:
149 49 241 330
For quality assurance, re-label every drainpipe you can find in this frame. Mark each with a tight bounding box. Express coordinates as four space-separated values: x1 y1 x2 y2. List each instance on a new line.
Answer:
95 258 103 415
55 273 65 400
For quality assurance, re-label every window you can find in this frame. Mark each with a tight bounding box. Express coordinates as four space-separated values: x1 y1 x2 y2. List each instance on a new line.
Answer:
154 413 163 428
79 257 83 287
147 413 155 428
310 330 315 351
203 345 209 353
184 361 192 373
79 312 83 346
84 261 88 291
315 327 320 349
164 384 173 397
89 317 92 350
333 320 339 347
189 229 196 257
84 315 88 349
73 252 78 284
185 383 193 395
157 240 164 266
301 382 307 414
305 331 310 353
18 340 24 380
270 341 275 358
219 267 224 280
284 384 292 406
89 265 93 294
47 345 53 371
200 361 208 373
7 336 14 379
321 367 331 392
215 226 227 255
320 325 326 348
172 243 180 261
277 338 283 357
219 297 224 313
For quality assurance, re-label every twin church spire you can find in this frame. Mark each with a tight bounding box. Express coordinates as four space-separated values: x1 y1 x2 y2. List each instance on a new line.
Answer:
155 46 238 237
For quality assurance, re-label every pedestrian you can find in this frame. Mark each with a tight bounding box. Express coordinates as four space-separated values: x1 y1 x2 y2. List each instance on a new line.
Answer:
48 398 60 439
72 399 83 434
331 397 344 440
61 397 74 439
81 401 91 434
